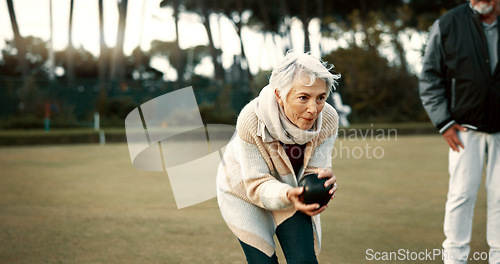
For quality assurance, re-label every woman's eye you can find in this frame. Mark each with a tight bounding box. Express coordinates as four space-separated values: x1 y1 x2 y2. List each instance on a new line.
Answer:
318 96 326 102
299 96 308 101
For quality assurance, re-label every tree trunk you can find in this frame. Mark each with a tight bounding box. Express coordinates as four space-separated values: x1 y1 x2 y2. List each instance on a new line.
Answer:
6 0 28 76
235 6 253 83
48 0 55 81
98 0 108 83
256 0 272 31
199 0 224 81
393 32 409 74
256 0 280 60
66 0 75 83
135 0 147 78
172 0 185 88
109 0 128 82
300 0 310 51
96 0 108 113
316 0 324 55
279 0 293 51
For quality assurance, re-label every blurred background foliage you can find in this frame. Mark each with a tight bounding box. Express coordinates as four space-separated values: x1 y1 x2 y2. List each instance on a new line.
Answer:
0 0 466 128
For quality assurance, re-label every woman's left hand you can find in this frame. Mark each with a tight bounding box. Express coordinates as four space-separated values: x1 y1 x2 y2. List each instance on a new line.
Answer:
286 187 327 216
316 168 337 200
287 168 338 216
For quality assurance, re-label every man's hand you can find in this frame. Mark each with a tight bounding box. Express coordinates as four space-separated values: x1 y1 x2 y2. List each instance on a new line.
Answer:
443 124 467 152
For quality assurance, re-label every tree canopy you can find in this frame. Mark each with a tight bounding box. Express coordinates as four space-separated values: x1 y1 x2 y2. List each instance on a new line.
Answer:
1 0 468 126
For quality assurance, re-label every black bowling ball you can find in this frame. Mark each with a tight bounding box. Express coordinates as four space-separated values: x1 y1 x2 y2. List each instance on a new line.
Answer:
298 173 333 207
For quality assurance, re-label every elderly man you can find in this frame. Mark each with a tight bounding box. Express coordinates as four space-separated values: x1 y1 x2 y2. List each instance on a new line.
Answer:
419 0 500 263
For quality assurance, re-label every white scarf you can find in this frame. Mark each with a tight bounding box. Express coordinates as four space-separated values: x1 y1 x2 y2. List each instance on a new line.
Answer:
254 85 322 145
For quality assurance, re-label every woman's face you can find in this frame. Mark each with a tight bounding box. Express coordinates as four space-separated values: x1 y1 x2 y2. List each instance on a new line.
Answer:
276 76 327 130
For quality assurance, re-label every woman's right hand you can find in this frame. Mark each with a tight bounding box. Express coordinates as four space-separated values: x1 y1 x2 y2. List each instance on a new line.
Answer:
286 187 327 216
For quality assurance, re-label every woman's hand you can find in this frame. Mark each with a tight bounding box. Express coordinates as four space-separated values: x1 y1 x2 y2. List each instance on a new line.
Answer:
316 168 337 199
286 168 338 216
286 187 327 216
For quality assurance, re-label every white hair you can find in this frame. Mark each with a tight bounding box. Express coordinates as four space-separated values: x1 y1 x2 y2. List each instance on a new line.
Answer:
269 50 341 101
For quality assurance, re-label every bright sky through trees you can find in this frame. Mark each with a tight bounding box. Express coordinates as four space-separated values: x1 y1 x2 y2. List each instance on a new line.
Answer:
0 0 322 77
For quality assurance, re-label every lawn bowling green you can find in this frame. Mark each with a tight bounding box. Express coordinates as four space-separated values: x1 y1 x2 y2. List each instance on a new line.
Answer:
0 135 489 263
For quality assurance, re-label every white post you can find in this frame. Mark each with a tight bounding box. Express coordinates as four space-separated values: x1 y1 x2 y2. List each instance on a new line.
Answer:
99 130 106 145
94 112 100 131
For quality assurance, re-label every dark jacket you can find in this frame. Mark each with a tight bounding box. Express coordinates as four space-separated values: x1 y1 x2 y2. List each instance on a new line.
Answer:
419 3 500 133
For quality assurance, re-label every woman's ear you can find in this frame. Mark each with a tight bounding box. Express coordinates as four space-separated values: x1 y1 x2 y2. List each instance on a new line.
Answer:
275 89 284 107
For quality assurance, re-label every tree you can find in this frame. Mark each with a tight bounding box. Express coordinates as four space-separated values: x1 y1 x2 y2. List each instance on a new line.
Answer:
0 36 48 77
408 0 467 30
217 0 255 81
182 0 226 81
48 0 55 81
282 0 327 52
149 40 212 80
129 46 164 80
133 0 148 79
56 46 99 78
318 0 434 122
197 0 224 80
299 0 311 51
0 36 51 118
66 0 75 82
160 0 186 88
278 0 294 51
324 46 423 122
5 0 28 76
109 0 128 82
251 0 286 55
97 0 111 90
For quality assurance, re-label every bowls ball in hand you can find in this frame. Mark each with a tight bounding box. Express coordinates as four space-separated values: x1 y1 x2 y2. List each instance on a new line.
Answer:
298 173 333 207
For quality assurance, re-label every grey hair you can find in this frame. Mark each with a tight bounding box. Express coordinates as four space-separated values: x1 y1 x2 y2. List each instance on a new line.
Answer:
269 50 341 102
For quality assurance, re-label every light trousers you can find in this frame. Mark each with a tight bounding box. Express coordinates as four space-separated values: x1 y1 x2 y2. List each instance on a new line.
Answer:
443 130 500 264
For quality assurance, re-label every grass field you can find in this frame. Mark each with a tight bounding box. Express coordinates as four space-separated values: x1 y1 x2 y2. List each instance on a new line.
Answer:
0 135 489 263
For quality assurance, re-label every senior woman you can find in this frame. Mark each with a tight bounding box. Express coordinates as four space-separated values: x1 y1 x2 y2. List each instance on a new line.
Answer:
216 50 340 264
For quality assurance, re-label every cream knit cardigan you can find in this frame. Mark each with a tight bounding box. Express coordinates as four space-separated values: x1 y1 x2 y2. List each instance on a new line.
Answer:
216 98 339 257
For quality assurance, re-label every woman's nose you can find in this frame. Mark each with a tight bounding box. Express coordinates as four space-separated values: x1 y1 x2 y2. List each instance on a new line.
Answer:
307 101 318 114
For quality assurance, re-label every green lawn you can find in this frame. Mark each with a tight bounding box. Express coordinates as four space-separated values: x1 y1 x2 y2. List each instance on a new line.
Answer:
0 135 489 263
